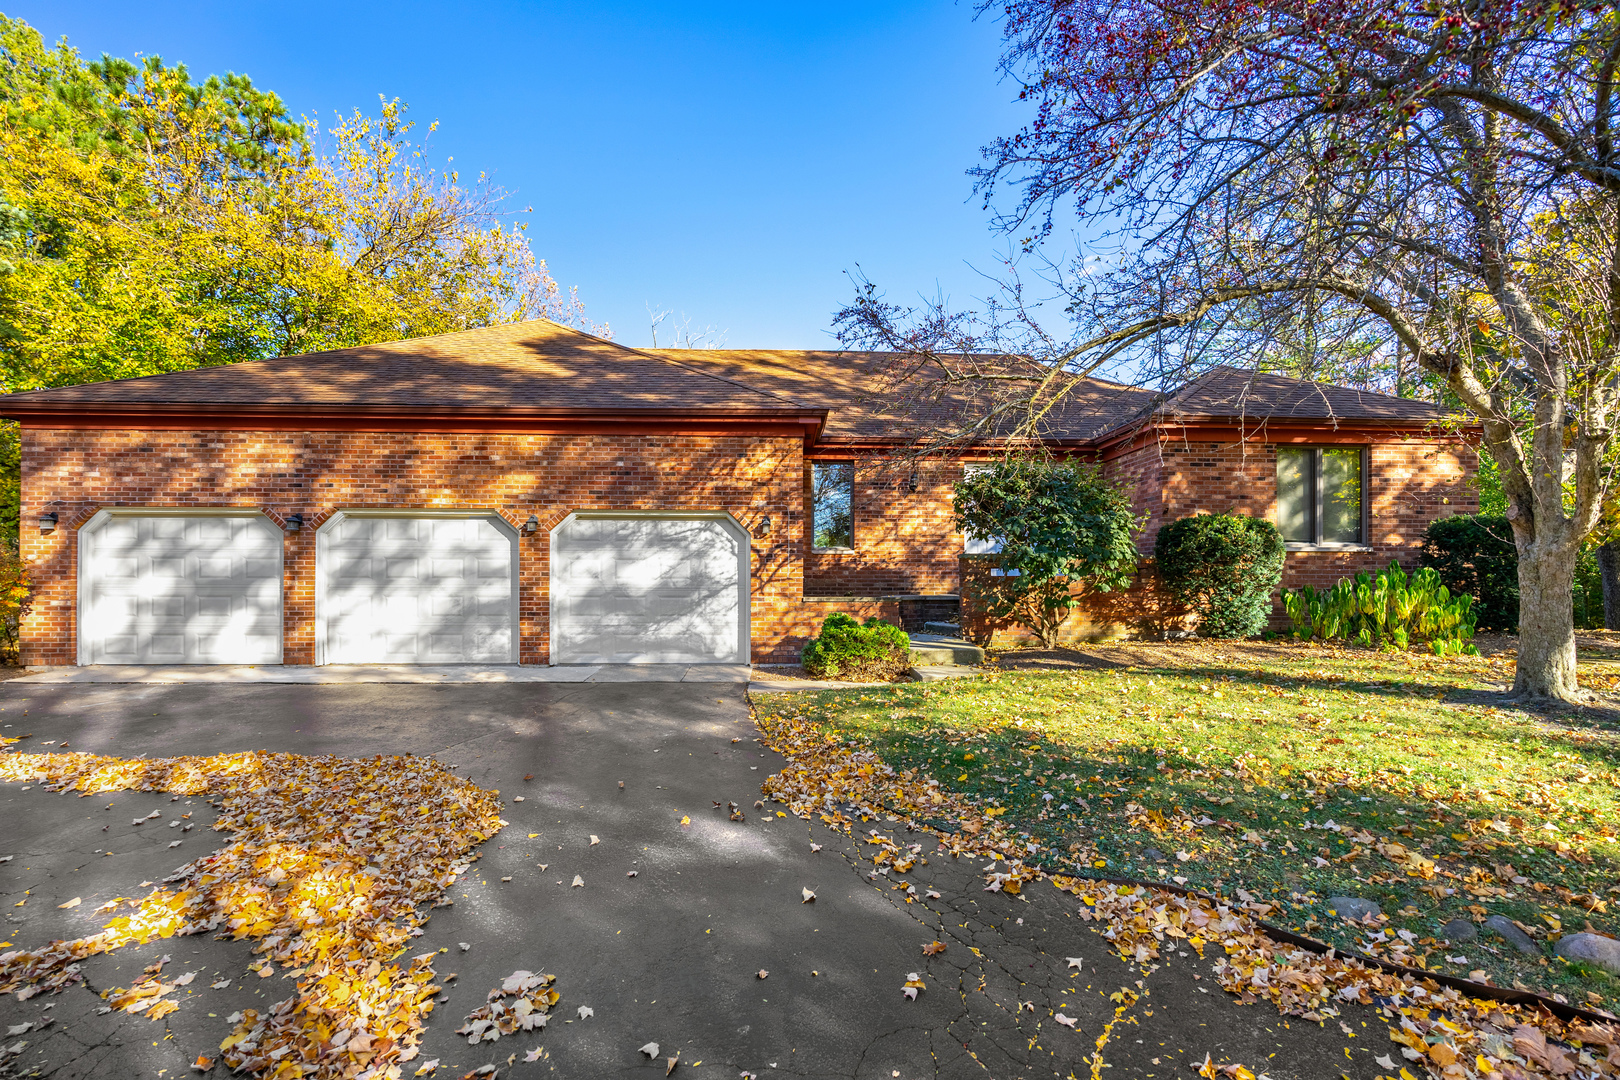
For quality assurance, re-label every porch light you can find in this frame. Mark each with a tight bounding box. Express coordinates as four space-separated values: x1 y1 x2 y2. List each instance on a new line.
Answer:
37 512 57 534
756 515 772 537
523 514 540 535
284 513 304 533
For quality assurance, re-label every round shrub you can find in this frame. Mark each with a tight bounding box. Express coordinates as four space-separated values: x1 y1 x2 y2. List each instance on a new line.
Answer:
1418 514 1519 631
1154 514 1285 638
800 613 911 681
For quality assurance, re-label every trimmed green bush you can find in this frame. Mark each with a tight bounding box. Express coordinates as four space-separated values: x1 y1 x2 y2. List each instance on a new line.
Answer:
1418 515 1518 631
1283 561 1477 655
1154 514 1285 638
801 613 911 681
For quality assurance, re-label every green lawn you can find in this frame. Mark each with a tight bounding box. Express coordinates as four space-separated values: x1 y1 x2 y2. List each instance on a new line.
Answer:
751 642 1620 1011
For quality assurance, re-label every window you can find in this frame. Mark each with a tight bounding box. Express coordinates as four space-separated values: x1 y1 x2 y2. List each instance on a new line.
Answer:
1276 447 1365 545
961 464 1002 555
811 462 854 550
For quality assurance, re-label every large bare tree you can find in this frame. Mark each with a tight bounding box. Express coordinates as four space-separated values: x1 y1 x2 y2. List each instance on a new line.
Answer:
836 0 1620 701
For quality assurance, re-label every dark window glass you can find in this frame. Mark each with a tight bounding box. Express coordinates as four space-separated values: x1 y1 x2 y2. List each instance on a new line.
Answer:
1276 449 1312 542
1275 448 1364 545
812 462 853 549
1321 449 1363 544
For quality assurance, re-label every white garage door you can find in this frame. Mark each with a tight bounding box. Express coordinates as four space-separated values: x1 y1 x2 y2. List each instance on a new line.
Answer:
550 514 747 664
79 513 283 665
318 513 517 664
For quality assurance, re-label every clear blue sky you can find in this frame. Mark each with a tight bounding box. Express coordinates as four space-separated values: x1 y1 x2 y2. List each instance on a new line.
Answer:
11 1 1034 349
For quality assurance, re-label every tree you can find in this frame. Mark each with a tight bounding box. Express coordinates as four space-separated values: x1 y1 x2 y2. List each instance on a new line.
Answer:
954 456 1140 647
837 0 1620 701
0 16 598 546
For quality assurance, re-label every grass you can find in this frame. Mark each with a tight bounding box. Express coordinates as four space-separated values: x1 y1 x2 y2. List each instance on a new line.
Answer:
750 640 1620 1012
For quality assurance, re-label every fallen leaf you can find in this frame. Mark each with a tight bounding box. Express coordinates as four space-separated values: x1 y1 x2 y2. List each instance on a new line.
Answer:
589 835 600 846
571 876 584 888
6 1024 29 1036
172 972 196 986
1375 1055 1397 1069
191 1055 213 1071
922 942 946 956
56 898 81 910
667 1053 680 1075
1054 1013 1078 1028
1066 957 1083 970
809 843 822 853
639 1042 660 1058
627 871 638 878
413 1060 440 1076
577 1006 593 1020
524 1047 542 1062
679 816 690 826
210 980 230 989
459 943 471 952
757 969 769 979
802 888 816 903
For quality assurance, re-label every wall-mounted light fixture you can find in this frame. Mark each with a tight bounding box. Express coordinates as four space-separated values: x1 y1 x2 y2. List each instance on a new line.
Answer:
523 514 540 535
37 512 57 534
756 515 772 538
904 472 920 494
284 513 304 533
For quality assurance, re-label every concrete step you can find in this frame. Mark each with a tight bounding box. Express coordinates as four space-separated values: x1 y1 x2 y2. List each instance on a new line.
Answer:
907 633 985 667
922 620 961 636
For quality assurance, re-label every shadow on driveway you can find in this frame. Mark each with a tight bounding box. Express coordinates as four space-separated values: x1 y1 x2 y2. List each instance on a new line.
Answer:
2 683 1387 1079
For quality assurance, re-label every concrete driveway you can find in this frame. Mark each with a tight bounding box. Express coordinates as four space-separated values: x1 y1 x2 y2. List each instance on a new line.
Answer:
0 682 1383 1079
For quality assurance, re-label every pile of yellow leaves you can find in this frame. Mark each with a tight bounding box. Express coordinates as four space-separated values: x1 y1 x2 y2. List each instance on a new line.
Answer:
0 749 506 1080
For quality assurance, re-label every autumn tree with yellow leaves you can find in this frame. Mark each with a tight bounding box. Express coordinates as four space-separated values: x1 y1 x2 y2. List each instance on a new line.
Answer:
0 16 596 540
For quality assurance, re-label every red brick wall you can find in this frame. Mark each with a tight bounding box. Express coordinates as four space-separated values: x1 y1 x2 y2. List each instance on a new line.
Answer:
19 428 820 665
804 458 964 597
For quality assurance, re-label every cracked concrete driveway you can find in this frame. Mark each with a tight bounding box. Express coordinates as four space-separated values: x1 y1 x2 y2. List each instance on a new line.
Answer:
0 681 1386 1079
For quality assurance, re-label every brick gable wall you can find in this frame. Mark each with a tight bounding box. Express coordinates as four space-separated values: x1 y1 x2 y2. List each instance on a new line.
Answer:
19 428 816 665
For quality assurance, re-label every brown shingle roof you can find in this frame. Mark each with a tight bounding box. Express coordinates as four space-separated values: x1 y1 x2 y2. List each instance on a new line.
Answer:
0 321 803 414
1085 365 1451 441
644 348 1158 443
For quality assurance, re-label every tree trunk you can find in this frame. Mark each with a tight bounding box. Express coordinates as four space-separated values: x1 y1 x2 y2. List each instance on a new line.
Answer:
1599 543 1620 631
1512 540 1580 700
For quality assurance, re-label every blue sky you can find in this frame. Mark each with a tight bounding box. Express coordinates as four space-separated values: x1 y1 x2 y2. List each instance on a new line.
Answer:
13 1 1035 348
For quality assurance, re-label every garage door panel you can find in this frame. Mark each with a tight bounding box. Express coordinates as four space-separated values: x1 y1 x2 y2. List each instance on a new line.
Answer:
81 515 283 665
551 515 744 665
319 514 517 664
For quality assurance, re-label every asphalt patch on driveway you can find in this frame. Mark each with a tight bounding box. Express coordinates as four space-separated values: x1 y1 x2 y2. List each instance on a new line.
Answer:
3 683 1385 1078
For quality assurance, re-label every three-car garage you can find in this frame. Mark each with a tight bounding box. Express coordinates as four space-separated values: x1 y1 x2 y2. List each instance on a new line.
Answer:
74 508 749 667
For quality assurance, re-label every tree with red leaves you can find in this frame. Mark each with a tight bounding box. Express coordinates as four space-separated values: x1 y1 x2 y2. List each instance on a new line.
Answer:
837 0 1620 701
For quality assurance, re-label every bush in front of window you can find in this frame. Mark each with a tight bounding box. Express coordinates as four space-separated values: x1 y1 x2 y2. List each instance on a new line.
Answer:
1281 561 1478 655
954 456 1141 648
801 613 912 681
1154 514 1285 638
1418 514 1519 631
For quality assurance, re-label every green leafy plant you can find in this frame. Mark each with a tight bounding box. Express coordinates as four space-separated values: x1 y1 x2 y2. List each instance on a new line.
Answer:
1154 514 1285 639
954 456 1140 648
801 613 911 681
1418 515 1519 632
1282 561 1477 654
0 547 33 663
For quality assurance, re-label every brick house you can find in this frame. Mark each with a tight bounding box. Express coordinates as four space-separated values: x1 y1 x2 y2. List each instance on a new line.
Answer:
0 321 1475 666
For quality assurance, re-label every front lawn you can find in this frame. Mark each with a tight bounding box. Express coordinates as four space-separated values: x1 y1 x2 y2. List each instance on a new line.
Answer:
750 640 1620 1011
